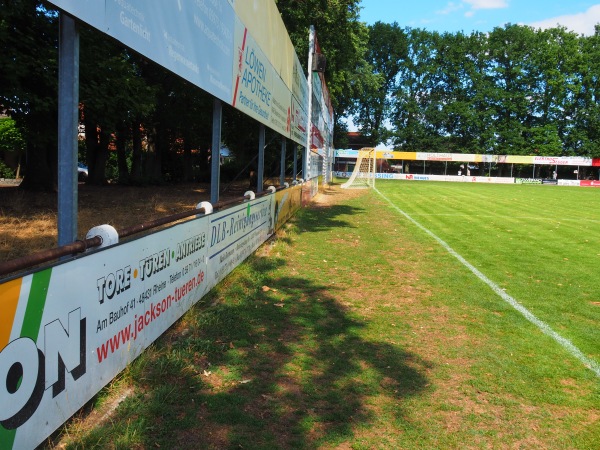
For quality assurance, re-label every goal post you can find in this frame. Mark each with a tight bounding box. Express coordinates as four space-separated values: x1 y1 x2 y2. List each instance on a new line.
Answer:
341 148 376 189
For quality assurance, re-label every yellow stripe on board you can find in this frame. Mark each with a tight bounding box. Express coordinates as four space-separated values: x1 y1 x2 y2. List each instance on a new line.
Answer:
0 278 22 349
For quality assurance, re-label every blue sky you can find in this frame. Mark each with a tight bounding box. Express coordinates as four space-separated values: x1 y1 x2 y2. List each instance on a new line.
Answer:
358 0 600 35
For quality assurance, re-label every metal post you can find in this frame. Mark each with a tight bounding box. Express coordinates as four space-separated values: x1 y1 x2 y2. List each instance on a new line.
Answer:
305 25 315 181
293 144 298 180
210 98 222 205
57 14 80 246
280 138 286 186
257 124 265 191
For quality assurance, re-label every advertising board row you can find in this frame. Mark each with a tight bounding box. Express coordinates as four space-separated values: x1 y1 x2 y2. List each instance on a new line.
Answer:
46 0 313 147
0 186 302 449
334 150 597 166
334 172 516 184
334 172 600 187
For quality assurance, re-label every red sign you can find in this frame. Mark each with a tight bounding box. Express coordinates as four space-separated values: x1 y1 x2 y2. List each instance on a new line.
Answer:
580 180 600 187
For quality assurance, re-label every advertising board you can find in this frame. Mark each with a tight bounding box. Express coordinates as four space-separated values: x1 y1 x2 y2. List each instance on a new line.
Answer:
206 196 275 289
0 216 211 448
0 194 277 449
274 184 303 231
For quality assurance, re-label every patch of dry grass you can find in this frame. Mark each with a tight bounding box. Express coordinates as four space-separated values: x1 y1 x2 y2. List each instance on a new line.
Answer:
0 183 235 263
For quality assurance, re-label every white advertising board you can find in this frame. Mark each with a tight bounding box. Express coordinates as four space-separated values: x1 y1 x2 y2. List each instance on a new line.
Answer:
533 156 593 166
48 0 105 28
232 18 292 137
206 196 275 289
0 193 276 449
291 95 308 146
270 73 292 137
334 172 518 185
48 0 235 103
0 215 211 448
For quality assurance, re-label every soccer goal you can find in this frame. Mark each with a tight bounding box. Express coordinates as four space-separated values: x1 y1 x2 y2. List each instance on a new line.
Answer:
341 148 376 189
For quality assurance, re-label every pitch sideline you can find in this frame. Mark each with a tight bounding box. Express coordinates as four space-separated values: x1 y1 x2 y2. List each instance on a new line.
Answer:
374 186 600 378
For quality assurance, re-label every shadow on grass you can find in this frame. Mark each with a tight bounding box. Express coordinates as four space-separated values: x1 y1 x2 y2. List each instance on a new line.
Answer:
51 196 430 450
296 204 365 233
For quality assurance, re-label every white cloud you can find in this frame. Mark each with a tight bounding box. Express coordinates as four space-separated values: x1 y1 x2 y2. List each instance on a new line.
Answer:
436 0 508 19
463 0 509 10
436 2 464 15
527 5 600 36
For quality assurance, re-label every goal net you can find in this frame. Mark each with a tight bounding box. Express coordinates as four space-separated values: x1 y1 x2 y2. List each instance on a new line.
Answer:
341 148 376 189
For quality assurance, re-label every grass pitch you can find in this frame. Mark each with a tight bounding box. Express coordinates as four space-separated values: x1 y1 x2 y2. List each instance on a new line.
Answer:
373 180 600 365
49 181 599 449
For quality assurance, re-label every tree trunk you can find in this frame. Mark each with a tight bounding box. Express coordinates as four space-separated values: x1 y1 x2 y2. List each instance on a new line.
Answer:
19 140 56 191
115 122 130 183
183 133 193 182
130 121 143 183
92 128 110 185
145 125 161 183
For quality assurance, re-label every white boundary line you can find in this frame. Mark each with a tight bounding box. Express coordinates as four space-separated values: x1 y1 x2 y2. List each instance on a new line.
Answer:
374 187 600 378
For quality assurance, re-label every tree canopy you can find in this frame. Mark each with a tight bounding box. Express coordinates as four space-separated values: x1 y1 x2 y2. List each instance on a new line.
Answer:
352 21 600 157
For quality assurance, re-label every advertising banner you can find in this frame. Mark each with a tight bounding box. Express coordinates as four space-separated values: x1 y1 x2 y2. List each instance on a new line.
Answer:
290 95 308 146
274 185 302 231
292 53 309 114
516 178 543 184
558 179 583 187
234 0 294 89
533 156 593 166
580 180 600 187
47 0 105 29
206 196 275 290
270 73 292 137
334 172 517 185
232 19 293 138
48 0 235 103
336 151 594 169
0 190 285 449
0 216 211 449
501 155 534 164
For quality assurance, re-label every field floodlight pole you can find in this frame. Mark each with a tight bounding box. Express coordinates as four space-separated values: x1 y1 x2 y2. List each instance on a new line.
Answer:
57 13 80 246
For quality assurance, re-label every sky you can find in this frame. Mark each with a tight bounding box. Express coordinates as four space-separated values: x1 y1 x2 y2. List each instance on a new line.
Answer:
358 0 600 36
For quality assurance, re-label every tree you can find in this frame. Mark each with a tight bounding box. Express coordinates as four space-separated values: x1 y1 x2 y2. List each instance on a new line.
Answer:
0 117 25 177
79 28 156 185
352 21 407 147
276 0 368 146
0 0 58 190
390 28 439 151
568 25 600 158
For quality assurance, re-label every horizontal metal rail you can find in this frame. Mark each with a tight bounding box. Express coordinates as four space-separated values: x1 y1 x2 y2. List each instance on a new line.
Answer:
0 187 287 278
